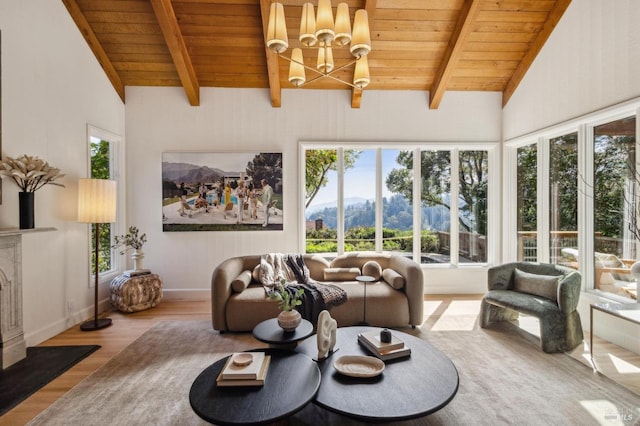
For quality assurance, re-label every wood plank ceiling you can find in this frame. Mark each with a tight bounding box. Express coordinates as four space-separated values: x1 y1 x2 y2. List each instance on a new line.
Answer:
62 0 572 109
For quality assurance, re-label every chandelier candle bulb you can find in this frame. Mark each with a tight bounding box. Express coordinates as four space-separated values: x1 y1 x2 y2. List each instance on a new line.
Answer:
315 0 335 44
266 2 288 53
350 9 371 58
299 3 317 46
334 3 352 46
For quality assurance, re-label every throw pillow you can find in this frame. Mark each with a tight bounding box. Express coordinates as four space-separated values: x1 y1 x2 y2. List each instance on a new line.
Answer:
324 267 361 281
252 264 260 282
231 270 253 293
513 268 560 302
362 260 382 281
382 268 405 289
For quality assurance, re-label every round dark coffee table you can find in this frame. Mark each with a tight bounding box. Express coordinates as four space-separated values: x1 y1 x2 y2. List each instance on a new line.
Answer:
296 326 459 422
189 349 320 425
252 317 314 347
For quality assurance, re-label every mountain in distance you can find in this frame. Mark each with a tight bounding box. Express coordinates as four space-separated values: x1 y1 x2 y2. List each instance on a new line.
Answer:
162 162 230 184
306 197 369 214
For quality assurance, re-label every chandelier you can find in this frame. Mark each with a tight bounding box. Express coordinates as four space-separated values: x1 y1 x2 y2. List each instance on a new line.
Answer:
266 0 372 89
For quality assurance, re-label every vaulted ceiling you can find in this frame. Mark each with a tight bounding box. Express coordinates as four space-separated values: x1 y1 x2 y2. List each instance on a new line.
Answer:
62 0 571 109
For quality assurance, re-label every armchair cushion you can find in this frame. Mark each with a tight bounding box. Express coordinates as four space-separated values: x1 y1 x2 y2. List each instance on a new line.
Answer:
513 268 559 303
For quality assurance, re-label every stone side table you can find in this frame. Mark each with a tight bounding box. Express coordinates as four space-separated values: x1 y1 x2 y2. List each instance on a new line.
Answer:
110 273 163 313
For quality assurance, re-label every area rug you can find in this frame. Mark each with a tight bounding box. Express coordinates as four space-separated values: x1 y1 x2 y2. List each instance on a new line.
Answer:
0 345 100 416
28 321 640 426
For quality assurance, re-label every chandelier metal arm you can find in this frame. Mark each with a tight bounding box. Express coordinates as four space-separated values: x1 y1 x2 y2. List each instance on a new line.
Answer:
278 53 359 88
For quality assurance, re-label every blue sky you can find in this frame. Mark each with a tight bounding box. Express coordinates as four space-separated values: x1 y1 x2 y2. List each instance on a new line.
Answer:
308 149 402 208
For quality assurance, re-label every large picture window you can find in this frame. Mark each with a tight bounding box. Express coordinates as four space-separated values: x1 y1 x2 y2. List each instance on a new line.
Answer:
505 99 639 302
303 144 497 265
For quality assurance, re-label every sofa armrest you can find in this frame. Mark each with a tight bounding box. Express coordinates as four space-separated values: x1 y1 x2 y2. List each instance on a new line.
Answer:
211 255 260 331
389 255 424 326
558 271 582 314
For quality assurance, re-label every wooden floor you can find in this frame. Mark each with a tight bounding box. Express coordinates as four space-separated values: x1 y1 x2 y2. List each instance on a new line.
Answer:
1 296 638 425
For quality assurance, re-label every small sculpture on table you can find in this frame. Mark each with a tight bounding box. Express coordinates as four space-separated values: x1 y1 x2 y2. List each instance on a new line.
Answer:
317 310 337 360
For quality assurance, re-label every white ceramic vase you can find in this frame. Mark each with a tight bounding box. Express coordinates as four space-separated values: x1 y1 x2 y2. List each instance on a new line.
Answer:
277 310 301 332
131 249 145 271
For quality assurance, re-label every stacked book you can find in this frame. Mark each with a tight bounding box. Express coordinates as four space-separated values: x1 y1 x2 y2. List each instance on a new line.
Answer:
216 352 271 387
357 330 411 361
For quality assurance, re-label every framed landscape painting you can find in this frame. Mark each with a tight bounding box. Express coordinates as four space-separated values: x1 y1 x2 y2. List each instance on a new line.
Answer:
162 152 283 232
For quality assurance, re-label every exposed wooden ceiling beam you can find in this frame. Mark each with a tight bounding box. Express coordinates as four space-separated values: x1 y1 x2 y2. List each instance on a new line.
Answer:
260 0 282 108
429 0 481 110
502 0 572 107
150 0 200 106
351 0 377 109
61 0 125 103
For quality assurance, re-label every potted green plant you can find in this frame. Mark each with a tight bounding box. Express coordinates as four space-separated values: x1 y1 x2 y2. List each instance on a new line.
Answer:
112 226 147 271
268 279 304 331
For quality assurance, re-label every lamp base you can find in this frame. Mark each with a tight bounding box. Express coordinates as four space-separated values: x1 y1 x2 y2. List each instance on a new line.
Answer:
80 317 113 331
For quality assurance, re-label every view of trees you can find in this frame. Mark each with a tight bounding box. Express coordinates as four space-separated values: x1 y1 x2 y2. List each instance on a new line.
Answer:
305 149 360 208
90 139 112 273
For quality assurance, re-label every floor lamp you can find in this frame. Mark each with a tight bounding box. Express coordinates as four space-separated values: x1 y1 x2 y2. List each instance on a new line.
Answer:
78 178 117 331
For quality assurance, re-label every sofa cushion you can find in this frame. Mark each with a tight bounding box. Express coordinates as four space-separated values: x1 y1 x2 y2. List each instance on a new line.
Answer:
231 270 253 293
362 260 382 281
324 267 361 281
513 268 559 302
252 264 260 282
382 268 405 289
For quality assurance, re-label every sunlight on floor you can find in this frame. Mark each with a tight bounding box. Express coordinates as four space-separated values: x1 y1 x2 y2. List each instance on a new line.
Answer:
423 299 482 331
608 353 640 375
579 400 638 425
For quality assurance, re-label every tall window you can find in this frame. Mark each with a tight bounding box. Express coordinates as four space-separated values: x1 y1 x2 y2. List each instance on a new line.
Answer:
303 144 496 265
88 126 122 281
593 117 637 300
549 132 578 265
517 144 537 261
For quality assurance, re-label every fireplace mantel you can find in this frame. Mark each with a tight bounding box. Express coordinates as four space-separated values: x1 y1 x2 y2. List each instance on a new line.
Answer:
0 227 56 369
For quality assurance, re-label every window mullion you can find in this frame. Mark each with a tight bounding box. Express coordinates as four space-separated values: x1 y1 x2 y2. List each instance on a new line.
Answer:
450 148 460 265
337 148 345 255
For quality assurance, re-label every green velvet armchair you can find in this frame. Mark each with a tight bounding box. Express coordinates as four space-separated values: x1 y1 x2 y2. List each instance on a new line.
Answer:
480 262 584 353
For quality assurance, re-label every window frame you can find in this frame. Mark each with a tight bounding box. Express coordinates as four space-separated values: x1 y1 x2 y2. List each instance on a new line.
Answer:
504 97 640 300
86 124 126 286
300 141 500 267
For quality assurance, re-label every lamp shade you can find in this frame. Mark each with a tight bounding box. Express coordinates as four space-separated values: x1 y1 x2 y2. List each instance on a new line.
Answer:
350 9 371 58
315 0 335 44
266 2 288 54
317 45 334 73
334 3 351 46
289 48 306 87
77 178 117 224
353 55 370 89
299 2 317 47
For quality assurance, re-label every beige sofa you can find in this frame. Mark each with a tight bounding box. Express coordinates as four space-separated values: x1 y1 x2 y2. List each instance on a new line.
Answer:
211 252 424 332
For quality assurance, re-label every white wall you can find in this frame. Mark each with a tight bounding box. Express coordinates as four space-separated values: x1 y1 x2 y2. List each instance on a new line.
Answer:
503 0 640 140
503 0 640 352
125 87 502 299
0 0 125 344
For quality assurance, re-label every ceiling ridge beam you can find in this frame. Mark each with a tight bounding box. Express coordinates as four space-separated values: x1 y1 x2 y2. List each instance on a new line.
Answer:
150 0 200 106
429 0 481 110
260 0 282 108
502 0 572 107
351 0 377 109
61 0 125 103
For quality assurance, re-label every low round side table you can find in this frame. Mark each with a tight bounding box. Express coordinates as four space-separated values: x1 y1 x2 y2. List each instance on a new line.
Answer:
355 275 375 325
189 349 320 425
252 317 314 349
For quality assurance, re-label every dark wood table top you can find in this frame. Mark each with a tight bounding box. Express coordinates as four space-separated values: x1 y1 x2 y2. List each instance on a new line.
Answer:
189 349 320 425
252 317 314 346
296 326 459 422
